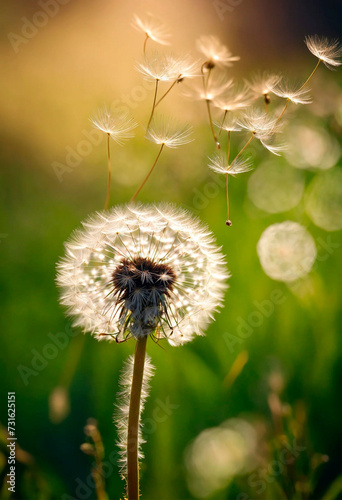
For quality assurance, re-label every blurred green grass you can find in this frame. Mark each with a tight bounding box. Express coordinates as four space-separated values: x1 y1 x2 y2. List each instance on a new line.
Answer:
0 105 342 500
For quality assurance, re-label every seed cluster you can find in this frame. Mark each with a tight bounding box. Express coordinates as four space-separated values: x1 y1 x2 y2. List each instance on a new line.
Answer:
112 256 177 337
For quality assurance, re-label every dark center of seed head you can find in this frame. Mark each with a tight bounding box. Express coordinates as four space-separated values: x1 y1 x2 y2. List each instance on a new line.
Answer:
112 257 177 301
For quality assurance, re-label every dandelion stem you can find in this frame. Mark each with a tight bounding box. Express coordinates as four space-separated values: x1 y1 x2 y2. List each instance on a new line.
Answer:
155 76 180 107
233 133 254 162
298 58 321 91
131 144 165 202
227 130 231 165
127 336 148 500
146 79 159 130
206 99 220 149
143 34 149 55
104 133 111 210
225 131 231 225
226 173 230 222
275 98 290 125
218 110 228 137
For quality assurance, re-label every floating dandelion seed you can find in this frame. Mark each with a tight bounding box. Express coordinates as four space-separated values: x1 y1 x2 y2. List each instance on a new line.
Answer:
273 81 312 105
208 153 252 176
90 106 137 209
56 204 228 346
214 114 242 133
214 85 253 112
238 108 283 155
137 52 180 82
132 13 171 49
208 152 252 227
305 35 342 69
245 72 282 103
90 106 137 145
183 73 233 102
238 108 280 140
257 221 317 282
145 120 193 148
196 35 240 68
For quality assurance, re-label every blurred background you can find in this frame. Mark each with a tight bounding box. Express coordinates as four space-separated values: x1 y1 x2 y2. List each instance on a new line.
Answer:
0 0 342 498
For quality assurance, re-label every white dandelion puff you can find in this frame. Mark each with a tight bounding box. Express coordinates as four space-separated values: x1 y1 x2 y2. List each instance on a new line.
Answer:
132 13 171 46
114 354 155 478
56 204 229 346
208 153 252 175
90 106 137 145
273 81 312 104
257 221 317 282
196 35 240 68
145 120 193 148
305 35 342 69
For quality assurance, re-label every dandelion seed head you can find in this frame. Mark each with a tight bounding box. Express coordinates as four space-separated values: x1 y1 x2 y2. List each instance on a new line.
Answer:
208 153 252 176
305 35 342 69
90 106 137 145
56 204 229 346
146 119 193 148
132 13 171 46
257 221 317 282
196 35 240 68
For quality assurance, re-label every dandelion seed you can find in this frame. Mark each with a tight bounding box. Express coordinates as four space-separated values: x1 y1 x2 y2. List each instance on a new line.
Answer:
257 221 316 282
214 85 253 112
196 35 240 68
208 153 252 176
90 106 137 209
214 114 242 133
137 52 180 82
132 13 171 48
245 72 282 104
56 204 228 346
238 109 279 139
145 120 193 148
183 73 232 102
273 81 312 104
305 35 342 69
90 106 137 145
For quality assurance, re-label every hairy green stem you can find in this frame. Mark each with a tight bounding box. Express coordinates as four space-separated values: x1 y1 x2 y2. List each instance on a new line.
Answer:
127 336 148 500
